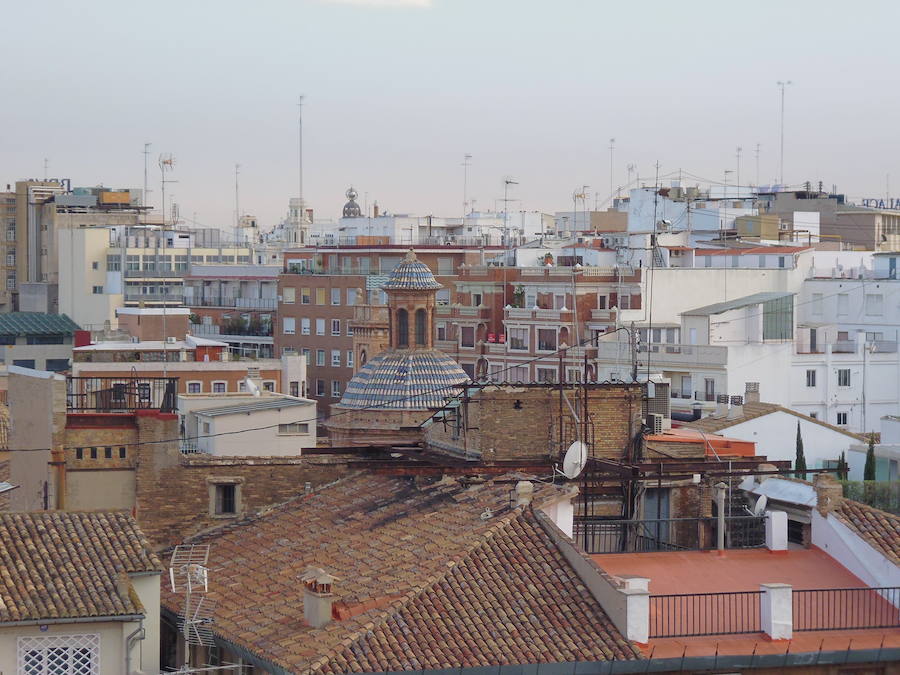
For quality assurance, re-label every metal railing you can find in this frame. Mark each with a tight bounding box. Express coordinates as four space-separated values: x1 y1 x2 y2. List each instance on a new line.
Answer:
575 516 765 554
793 588 900 631
185 296 277 310
649 591 762 638
66 377 178 413
180 440 206 455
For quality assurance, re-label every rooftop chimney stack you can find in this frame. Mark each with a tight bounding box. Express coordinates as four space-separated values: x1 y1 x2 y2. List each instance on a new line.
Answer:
515 480 534 507
302 567 338 628
814 474 844 515
714 394 729 418
727 395 744 420
745 382 760 404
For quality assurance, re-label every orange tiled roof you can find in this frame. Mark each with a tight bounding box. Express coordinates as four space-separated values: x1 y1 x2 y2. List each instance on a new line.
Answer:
834 499 900 564
0 511 163 623
163 473 639 673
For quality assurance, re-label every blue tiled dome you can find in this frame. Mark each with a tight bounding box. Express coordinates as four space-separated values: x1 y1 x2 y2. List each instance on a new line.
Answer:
382 250 443 291
337 349 468 410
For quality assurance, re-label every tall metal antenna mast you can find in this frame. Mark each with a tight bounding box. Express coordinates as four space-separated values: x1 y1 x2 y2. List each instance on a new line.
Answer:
158 154 177 376
169 544 215 668
298 94 305 222
43 158 48 181
755 143 761 191
608 138 615 200
234 163 241 245
462 153 472 218
736 146 742 193
777 80 792 186
143 143 152 210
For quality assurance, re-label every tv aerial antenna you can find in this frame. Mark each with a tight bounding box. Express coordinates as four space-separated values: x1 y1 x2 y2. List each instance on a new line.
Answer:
554 440 588 480
169 543 217 665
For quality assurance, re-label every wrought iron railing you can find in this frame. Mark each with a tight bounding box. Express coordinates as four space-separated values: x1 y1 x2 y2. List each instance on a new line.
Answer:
575 516 765 554
649 591 762 638
66 377 178 413
793 587 900 631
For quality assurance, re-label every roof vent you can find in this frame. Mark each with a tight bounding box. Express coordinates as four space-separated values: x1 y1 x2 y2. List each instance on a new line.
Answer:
302 567 338 628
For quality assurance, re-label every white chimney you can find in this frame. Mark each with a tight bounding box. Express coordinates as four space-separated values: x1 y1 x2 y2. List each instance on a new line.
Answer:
727 395 744 420
302 567 338 628
714 394 729 418
515 480 534 507
745 382 760 404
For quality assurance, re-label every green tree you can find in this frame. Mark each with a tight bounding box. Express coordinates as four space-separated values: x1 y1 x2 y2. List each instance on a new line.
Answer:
864 433 877 481
794 421 807 480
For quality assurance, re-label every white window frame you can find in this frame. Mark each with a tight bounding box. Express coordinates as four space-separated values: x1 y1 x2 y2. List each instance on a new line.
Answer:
347 350 354 369
316 318 325 336
865 293 884 316
331 380 342 398
282 317 296 335
837 411 848 426
331 349 341 367
331 287 341 305
19 633 100 675
301 318 310 335
837 368 851 387
212 380 227 393
187 380 202 393
331 319 341 336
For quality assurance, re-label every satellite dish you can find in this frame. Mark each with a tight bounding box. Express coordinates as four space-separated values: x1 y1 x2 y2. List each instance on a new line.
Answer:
244 377 260 397
752 494 768 516
562 441 588 479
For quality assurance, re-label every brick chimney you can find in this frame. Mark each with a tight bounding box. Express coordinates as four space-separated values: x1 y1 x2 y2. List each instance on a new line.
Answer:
302 567 339 628
814 473 843 515
745 382 760 404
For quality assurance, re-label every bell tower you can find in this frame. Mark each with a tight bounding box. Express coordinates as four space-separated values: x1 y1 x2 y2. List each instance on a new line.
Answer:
383 250 440 350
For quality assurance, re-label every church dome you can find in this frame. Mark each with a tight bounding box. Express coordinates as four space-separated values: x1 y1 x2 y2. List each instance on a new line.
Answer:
342 186 362 218
337 349 468 410
382 250 443 291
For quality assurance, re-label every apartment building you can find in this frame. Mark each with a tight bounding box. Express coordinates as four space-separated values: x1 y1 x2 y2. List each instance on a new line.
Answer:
0 188 15 311
276 244 496 414
58 224 252 327
184 264 279 358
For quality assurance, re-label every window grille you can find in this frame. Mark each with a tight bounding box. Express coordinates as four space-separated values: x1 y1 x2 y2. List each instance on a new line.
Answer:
18 634 100 674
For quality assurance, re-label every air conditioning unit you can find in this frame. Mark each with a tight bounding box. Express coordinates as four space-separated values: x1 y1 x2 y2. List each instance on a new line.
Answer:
166 336 177 344
648 413 664 435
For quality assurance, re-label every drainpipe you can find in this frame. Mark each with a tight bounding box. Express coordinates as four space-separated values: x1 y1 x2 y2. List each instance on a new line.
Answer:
125 618 145 675
49 446 66 510
715 481 727 552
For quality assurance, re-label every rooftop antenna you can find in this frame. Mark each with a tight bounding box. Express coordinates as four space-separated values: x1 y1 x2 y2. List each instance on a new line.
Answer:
143 143 152 209
43 157 48 181
608 138 615 201
169 544 216 666
777 80 793 186
297 94 305 223
234 163 241 245
462 153 472 218
159 153 177 377
736 146 743 193
745 493 768 516
754 143 761 191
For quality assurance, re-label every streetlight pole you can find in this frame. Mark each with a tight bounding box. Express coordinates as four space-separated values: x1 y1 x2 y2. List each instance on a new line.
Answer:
777 81 792 186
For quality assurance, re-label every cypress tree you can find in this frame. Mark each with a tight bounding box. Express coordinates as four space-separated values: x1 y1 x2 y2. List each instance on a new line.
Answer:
794 421 807 480
864 433 877 481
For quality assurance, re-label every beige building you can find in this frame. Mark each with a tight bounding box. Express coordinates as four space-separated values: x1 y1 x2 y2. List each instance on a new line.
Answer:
0 511 162 675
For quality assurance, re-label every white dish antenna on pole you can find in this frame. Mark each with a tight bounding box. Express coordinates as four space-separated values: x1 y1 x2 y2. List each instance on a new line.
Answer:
561 440 588 479
752 494 768 516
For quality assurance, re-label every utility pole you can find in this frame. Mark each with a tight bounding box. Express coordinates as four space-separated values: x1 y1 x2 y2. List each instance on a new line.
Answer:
143 143 152 210
736 146 742 193
608 138 615 202
777 81 792 186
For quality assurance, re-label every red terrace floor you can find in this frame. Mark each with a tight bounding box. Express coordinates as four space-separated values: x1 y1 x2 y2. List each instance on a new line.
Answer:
593 548 900 658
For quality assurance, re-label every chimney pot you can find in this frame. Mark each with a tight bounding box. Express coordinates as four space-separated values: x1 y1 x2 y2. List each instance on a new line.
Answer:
745 382 760 403
727 395 744 420
302 567 338 628
515 480 534 507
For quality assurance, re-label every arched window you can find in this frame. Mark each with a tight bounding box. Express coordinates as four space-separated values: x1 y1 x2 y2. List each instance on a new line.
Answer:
397 309 409 347
360 349 367 367
415 308 427 346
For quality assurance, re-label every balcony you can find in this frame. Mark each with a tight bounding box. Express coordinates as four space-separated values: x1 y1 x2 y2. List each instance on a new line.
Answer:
595 341 728 368
576 515 765 554
503 307 574 322
124 292 183 303
191 323 273 338
66 376 178 413
124 269 184 278
186 296 277 310
590 308 615 322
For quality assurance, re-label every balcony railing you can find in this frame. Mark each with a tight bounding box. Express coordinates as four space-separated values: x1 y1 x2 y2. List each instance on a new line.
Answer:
185 296 277 310
793 588 900 631
123 269 185 278
650 591 762 638
575 516 765 554
190 323 273 338
596 341 729 368
66 377 178 413
124 293 183 303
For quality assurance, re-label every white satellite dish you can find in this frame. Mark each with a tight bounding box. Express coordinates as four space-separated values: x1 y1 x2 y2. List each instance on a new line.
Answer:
752 494 768 516
562 440 588 479
244 377 260 397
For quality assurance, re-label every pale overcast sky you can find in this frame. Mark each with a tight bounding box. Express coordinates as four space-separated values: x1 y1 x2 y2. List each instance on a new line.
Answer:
2 0 898 230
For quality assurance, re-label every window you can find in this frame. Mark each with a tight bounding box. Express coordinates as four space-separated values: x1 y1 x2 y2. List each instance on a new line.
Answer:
762 295 793 340
837 412 848 426
510 365 529 382
92 285 103 294
104 447 112 459
347 288 358 306
331 380 342 398
215 484 237 515
283 317 296 335
331 319 341 336
301 287 311 304
12 359 36 369
119 447 126 458
316 379 325 396
6 275 14 290
837 368 851 387
331 288 341 305
811 292 823 316
212 381 227 393
865 293 883 316
777 256 786 268
415 308 426 346
472 292 483 307
316 318 325 336
302 347 311 364
262 380 275 392
331 349 341 367
203 422 211 434
279 423 310 434
619 294 631 310
18 633 100 675
438 257 454 275
301 318 310 335
315 288 326 305
90 447 97 459
537 328 556 351
290 380 300 397
316 349 325 366
398 309 409 347
806 370 816 387
436 288 451 306
758 255 766 267
536 367 557 383
837 293 849 316
460 325 475 348
809 412 818 419
75 448 83 460
437 321 447 341
508 327 528 351
346 321 353 336
187 381 201 393
283 286 296 304
45 358 69 372
106 254 121 271
347 350 354 369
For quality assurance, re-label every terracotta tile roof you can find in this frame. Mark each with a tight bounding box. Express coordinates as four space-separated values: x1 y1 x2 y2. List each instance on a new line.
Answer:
685 401 866 442
163 473 638 673
833 500 900 564
0 511 163 623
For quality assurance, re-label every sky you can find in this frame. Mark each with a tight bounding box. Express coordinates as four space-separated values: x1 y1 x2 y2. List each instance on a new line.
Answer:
2 0 899 231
